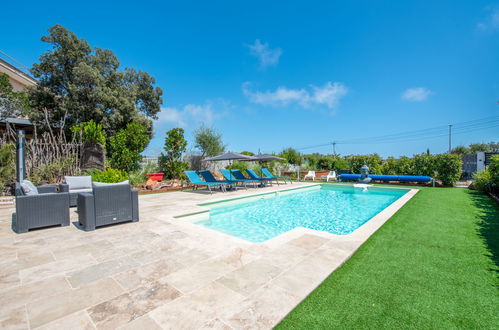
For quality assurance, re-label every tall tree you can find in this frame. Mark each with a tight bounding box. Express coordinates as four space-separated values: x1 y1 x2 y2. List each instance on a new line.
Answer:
158 128 189 179
109 122 150 172
27 25 163 137
0 73 29 120
194 126 225 157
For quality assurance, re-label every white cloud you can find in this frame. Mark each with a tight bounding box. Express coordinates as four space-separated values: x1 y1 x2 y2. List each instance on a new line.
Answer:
155 100 229 128
242 81 348 110
247 39 282 69
401 87 432 102
477 6 499 30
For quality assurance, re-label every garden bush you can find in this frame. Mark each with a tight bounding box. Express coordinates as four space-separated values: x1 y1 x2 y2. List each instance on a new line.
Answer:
346 154 382 174
473 155 499 193
413 154 435 177
225 161 249 171
110 122 150 172
433 153 462 186
129 161 159 186
86 168 129 183
0 143 15 192
71 120 106 146
29 157 76 185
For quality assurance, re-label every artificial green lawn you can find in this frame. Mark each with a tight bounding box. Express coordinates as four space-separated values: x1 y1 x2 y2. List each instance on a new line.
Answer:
277 187 499 329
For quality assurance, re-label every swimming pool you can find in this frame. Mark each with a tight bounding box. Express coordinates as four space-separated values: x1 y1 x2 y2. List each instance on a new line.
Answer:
194 185 409 242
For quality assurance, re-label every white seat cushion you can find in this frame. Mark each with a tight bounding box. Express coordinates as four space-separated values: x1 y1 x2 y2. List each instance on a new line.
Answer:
92 180 129 188
20 180 38 195
65 176 92 190
68 188 93 193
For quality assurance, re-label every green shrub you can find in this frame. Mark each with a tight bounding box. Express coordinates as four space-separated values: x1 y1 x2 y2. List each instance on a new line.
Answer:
86 168 129 183
110 122 150 172
71 120 106 146
381 156 414 175
346 154 382 174
488 154 499 184
0 143 15 190
226 161 249 171
412 154 435 177
473 170 493 192
473 155 499 193
280 148 303 166
158 128 189 179
29 157 76 185
433 153 462 186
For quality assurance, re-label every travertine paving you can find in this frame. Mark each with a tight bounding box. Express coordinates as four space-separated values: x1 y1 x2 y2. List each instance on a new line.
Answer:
0 183 417 329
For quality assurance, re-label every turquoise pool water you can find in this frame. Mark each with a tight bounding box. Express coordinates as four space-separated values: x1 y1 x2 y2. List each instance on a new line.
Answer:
195 185 408 242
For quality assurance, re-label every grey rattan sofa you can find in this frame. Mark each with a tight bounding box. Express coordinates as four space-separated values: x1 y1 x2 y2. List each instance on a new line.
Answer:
59 176 92 207
14 183 70 233
77 183 139 231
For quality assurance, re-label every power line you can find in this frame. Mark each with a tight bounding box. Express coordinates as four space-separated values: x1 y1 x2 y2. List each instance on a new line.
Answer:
295 116 499 151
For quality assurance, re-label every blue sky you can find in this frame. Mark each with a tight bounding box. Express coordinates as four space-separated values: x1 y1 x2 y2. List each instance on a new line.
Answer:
2 0 498 157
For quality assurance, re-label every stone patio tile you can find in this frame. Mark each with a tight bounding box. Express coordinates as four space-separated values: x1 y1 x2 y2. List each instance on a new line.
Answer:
113 258 184 291
199 318 233 329
260 244 310 270
165 258 236 294
51 240 115 262
0 252 55 276
287 234 330 250
34 311 96 330
0 305 28 330
27 277 123 329
271 252 337 298
216 259 283 297
168 248 212 267
216 247 259 269
0 270 20 291
67 255 140 288
222 284 302 329
0 275 71 314
117 314 162 330
20 254 97 284
87 280 181 329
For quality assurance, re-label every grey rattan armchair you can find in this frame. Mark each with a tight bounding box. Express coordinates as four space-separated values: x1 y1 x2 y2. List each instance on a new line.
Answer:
77 183 139 231
14 183 70 233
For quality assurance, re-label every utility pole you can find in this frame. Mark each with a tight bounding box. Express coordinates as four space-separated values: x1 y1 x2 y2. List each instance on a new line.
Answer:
448 124 452 153
332 141 337 155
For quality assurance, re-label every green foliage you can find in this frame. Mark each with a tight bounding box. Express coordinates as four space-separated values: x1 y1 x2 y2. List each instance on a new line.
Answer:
412 154 435 177
0 73 29 119
433 153 462 186
86 168 129 183
450 145 469 156
109 122 150 172
473 170 493 193
346 154 382 174
225 161 249 171
488 154 499 183
304 153 320 170
240 151 255 156
473 155 499 193
158 128 189 179
279 148 303 166
27 25 162 137
381 156 414 175
29 157 75 185
194 126 225 157
0 143 15 189
314 155 344 171
71 120 106 146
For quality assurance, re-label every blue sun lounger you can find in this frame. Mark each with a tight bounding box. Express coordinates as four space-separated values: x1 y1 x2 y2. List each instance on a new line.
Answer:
221 169 258 188
184 170 227 194
198 170 239 191
230 169 260 187
245 169 273 186
261 168 291 185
